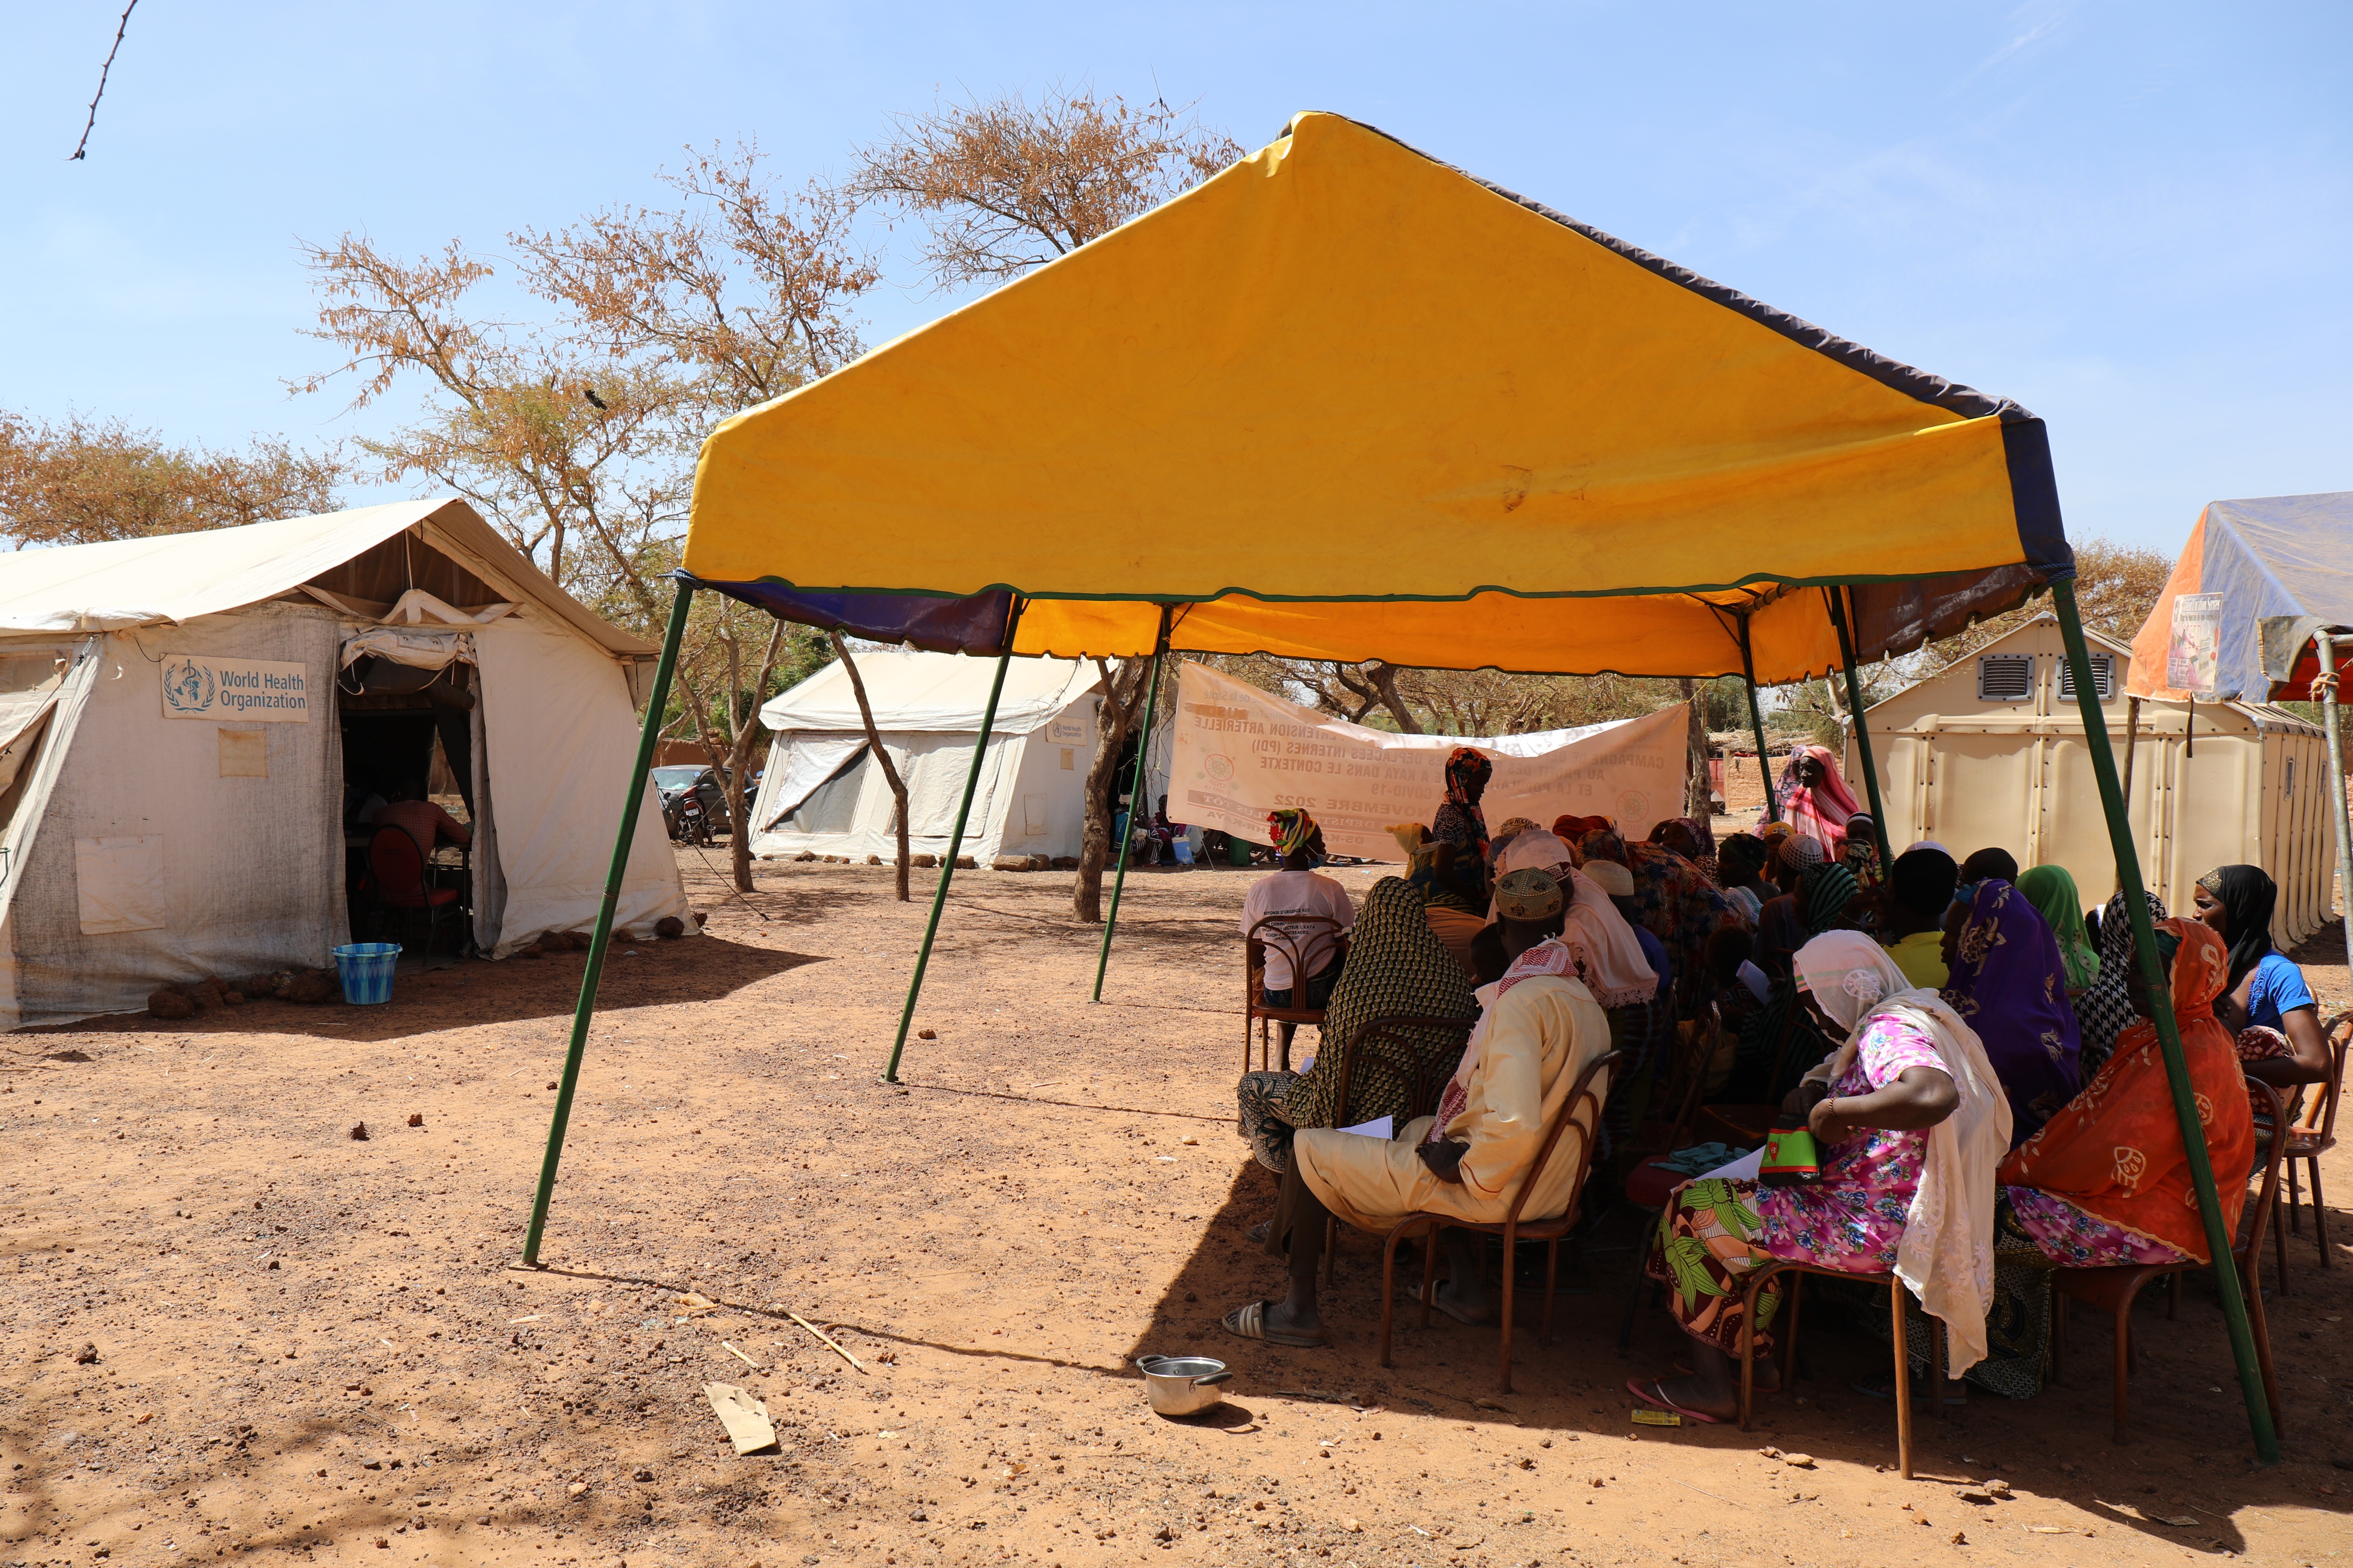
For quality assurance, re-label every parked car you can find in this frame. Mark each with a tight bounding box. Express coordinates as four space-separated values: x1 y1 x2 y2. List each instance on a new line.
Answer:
654 765 732 842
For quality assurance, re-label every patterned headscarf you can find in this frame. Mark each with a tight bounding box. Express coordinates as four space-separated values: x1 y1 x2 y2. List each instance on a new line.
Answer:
2076 889 2168 1075
1650 817 1712 866
1552 814 1611 840
1444 747 1493 804
1286 877 1479 1130
1267 808 1320 860
1940 878 2083 1145
1800 861 1860 935
1491 816 1541 851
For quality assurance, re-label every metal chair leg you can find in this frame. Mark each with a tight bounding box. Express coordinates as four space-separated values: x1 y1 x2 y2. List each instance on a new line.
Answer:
1497 1224 1518 1396
1889 1282 1914 1479
2312 1161 2332 1267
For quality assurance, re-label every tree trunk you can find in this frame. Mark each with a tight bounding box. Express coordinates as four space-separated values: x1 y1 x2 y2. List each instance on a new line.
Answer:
723 622 788 893
1367 662 1423 733
830 629 913 901
1678 677 1712 822
1073 657 1148 924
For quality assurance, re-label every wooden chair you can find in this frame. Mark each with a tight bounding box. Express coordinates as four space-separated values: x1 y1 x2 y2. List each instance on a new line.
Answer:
366 824 467 962
1737 1262 1946 1479
1320 1013 1476 1285
1243 914 1347 1074
2276 1010 2351 1277
1376 1047 1624 1394
2049 1076 2288 1444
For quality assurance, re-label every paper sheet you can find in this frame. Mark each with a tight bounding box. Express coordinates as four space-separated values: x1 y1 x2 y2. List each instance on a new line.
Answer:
1698 1146 1765 1182
1338 1115 1394 1140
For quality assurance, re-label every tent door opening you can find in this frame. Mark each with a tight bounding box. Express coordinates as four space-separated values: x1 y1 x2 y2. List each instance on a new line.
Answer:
337 656 482 949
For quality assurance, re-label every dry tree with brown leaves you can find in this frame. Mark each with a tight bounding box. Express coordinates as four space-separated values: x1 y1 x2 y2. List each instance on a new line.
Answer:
850 87 1243 919
0 409 344 549
848 88 1242 289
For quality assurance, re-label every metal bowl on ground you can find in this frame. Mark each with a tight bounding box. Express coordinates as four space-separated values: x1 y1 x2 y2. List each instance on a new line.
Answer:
1135 1355 1232 1417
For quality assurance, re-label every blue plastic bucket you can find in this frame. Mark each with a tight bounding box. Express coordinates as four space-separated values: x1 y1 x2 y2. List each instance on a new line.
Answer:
331 942 401 1005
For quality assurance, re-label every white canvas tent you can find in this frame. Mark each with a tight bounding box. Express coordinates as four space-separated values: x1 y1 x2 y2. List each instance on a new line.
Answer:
747 650 1100 865
0 499 690 1028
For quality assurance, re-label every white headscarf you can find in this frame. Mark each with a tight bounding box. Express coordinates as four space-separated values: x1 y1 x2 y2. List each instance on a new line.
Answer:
1480 833 1655 1007
1791 931 2013 1375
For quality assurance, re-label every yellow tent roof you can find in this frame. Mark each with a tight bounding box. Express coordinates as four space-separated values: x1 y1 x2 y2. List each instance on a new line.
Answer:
684 112 2068 680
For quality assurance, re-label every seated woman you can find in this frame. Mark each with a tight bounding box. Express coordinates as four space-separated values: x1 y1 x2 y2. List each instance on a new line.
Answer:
1713 833 1773 925
1237 876 1477 1175
1569 824 1750 1013
2000 918 2256 1269
1630 932 2010 1423
1649 816 1715 875
2194 864 2333 1102
1223 868 1614 1345
1940 878 2082 1147
1719 859 1861 1104
2017 864 2099 997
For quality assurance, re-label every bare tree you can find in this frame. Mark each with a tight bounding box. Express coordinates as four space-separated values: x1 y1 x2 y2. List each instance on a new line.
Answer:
852 87 1241 920
830 629 914 900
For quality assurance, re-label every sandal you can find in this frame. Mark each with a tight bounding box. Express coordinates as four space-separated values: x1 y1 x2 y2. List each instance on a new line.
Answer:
1220 1300 1328 1348
1624 1377 1723 1425
1246 1221 1272 1245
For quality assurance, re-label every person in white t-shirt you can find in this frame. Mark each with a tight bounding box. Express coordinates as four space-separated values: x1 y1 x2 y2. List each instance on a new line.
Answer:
1241 810 1356 1051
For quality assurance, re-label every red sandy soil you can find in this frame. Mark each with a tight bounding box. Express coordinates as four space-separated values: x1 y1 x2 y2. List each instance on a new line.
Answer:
3 848 2349 1568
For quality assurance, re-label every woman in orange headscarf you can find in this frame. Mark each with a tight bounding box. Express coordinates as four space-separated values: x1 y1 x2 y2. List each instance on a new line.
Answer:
1998 918 2256 1266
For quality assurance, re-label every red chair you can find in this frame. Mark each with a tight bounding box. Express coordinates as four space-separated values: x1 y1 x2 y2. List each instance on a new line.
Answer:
367 824 466 962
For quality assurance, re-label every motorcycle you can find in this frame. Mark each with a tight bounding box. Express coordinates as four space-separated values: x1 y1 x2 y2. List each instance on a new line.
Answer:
673 789 714 847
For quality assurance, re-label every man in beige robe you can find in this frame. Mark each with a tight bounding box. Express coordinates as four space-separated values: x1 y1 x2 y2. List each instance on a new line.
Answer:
1222 868 1612 1346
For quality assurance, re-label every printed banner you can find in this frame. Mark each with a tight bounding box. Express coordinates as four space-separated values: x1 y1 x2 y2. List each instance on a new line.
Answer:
159 655 312 722
2166 592 2222 697
1170 662 1689 861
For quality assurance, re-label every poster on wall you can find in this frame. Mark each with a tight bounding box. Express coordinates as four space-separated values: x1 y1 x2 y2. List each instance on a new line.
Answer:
1169 662 1689 861
2166 593 2222 698
159 656 312 722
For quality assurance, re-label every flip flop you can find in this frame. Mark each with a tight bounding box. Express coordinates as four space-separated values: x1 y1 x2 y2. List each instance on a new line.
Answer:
1246 1221 1272 1245
1624 1376 1724 1425
1220 1300 1328 1348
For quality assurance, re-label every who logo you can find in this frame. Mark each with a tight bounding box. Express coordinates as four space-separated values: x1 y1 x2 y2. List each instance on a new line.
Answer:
161 657 216 715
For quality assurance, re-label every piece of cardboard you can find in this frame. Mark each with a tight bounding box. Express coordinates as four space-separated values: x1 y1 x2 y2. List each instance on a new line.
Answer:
704 1381 778 1455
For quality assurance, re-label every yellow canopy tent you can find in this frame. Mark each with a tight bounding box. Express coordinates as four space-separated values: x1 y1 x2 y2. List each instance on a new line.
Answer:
524 112 2274 1459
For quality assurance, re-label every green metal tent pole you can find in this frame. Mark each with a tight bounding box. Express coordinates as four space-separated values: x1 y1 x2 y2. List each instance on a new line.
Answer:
523 576 695 1267
1826 587 1894 868
2052 577 2279 1462
884 600 1026 1083
1091 607 1174 1002
1737 616 1779 822
2316 632 2353 1021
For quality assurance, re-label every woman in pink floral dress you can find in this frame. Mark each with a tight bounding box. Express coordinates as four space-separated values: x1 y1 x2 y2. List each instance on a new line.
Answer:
1632 932 2012 1423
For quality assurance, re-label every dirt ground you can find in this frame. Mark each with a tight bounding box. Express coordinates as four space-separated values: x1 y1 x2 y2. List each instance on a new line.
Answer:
4 839 2350 1568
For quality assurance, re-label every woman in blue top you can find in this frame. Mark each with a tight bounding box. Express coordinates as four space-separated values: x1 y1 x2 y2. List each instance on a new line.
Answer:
2193 864 2331 1096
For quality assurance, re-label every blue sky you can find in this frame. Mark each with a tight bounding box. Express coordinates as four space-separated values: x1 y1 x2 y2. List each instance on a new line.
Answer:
3 2 2346 555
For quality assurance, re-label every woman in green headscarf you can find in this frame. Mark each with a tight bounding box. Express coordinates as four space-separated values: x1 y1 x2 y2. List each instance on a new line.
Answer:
2015 864 2098 996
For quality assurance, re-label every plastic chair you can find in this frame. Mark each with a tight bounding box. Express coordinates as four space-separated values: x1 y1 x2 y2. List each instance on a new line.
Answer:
1244 915 1348 1074
367 824 466 963
1376 1047 1624 1394
1320 1014 1476 1285
2048 1075 2288 1444
2277 1010 2351 1275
